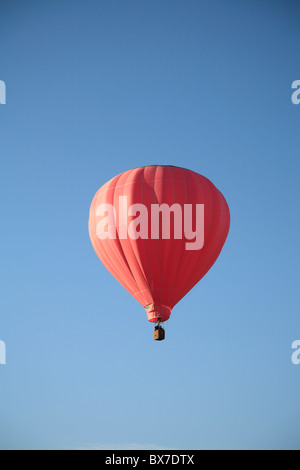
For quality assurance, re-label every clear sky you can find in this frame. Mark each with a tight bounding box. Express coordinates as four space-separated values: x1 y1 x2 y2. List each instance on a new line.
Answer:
0 0 299 450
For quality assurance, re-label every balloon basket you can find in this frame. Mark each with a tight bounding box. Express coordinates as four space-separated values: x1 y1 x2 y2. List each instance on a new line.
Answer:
154 322 165 341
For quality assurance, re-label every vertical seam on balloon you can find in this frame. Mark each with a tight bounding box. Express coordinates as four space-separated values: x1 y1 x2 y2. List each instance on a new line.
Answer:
110 173 136 279
105 172 140 293
116 169 148 296
155 165 163 305
200 188 230 281
166 166 177 305
200 185 222 278
159 166 164 305
141 166 150 303
139 167 152 287
92 174 137 295
173 173 206 304
176 175 215 303
148 165 161 304
123 168 150 292
94 176 122 275
201 188 227 277
160 167 174 306
159 165 173 305
165 167 188 307
90 233 135 296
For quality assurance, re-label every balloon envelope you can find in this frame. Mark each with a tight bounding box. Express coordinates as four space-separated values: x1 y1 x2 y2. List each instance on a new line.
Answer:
89 165 230 322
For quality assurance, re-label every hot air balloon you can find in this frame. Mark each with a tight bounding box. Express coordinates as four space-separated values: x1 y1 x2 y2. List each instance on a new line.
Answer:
88 165 230 340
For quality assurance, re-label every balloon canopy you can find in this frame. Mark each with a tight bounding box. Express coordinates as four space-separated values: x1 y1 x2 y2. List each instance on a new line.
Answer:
89 165 230 326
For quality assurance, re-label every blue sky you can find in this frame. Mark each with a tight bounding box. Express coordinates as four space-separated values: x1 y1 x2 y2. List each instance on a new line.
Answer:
0 0 299 450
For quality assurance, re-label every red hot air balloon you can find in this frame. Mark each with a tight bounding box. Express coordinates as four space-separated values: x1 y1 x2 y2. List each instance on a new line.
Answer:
88 165 230 340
